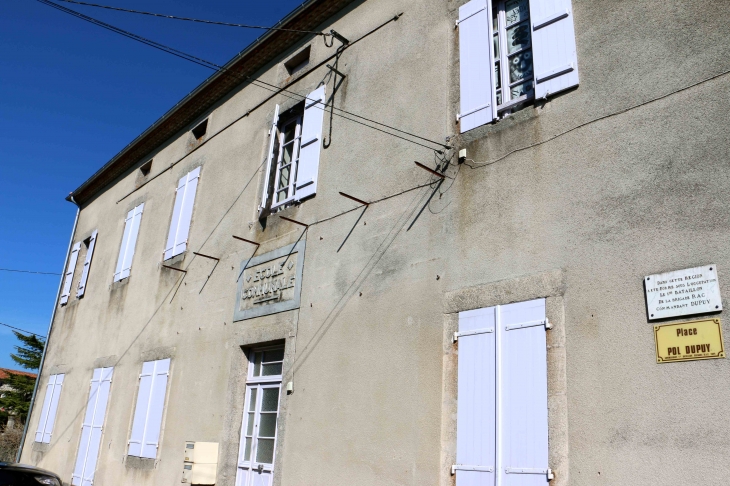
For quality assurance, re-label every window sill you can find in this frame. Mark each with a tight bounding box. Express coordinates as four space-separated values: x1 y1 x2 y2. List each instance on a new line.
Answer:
110 277 130 292
162 251 186 266
125 455 156 470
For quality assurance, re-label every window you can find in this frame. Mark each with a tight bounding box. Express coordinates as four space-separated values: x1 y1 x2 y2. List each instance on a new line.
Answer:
60 243 81 305
140 160 153 176
284 46 310 75
77 230 98 298
235 347 284 486
113 203 144 282
260 86 326 216
192 119 208 140
457 0 579 132
453 299 550 484
72 367 113 486
35 374 64 443
164 167 200 260
128 359 170 459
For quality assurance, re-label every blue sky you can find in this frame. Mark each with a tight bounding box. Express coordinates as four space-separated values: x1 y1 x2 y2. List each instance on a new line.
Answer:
0 0 305 370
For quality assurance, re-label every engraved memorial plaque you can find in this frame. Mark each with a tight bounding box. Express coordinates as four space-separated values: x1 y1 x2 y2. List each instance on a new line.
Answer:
644 264 722 320
233 241 305 321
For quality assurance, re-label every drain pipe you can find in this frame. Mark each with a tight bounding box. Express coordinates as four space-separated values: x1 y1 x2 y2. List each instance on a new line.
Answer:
16 197 80 463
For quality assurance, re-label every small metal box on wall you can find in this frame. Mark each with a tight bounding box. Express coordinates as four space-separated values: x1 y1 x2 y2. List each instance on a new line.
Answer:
182 441 219 485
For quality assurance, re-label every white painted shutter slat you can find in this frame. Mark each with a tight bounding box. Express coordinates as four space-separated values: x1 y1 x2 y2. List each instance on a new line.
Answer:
128 361 155 457
164 175 187 260
141 358 170 459
499 298 549 485
42 374 64 443
82 367 113 486
72 369 100 485
294 86 326 201
529 0 579 99
458 0 497 133
60 243 81 305
35 377 56 442
114 209 135 282
173 168 200 258
456 307 496 486
260 105 280 214
77 230 97 297
120 203 144 279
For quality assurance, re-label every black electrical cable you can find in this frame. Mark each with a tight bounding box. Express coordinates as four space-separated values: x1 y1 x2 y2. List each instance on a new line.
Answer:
36 0 450 152
0 322 47 339
52 0 328 35
0 268 61 276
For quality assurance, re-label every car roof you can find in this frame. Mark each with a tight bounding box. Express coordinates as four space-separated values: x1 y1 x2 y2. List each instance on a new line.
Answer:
0 462 61 479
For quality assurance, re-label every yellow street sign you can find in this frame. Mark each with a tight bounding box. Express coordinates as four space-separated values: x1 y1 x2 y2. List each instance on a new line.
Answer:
654 319 725 363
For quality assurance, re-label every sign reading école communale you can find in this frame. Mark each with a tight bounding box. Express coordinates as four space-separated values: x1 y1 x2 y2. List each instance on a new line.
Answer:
654 319 725 363
644 265 722 320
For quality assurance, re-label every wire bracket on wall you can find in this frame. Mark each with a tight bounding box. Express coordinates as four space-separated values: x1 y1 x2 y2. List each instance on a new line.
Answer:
338 192 369 206
161 264 187 273
414 161 446 179
233 236 261 282
279 216 309 228
326 63 347 78
192 252 220 261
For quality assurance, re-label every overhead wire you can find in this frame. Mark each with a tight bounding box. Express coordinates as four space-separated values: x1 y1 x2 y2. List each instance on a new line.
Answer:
0 268 61 276
0 322 47 339
36 0 449 152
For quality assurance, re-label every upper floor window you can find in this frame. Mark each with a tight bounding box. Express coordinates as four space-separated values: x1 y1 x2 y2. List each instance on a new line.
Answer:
457 0 579 132
114 203 144 282
164 167 200 261
259 86 326 217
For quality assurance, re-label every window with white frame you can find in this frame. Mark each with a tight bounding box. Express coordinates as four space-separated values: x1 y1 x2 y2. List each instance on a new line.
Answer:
164 167 200 261
259 86 326 217
35 373 64 443
128 359 170 459
235 346 284 486
457 0 579 132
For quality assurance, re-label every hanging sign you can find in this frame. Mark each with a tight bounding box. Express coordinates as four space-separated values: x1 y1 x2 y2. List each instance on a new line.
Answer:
644 265 722 320
654 319 725 363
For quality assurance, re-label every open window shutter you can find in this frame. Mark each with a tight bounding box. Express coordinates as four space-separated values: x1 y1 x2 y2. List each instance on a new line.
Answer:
458 0 497 133
455 307 496 486
120 203 144 280
114 209 135 282
165 169 199 260
529 0 579 99
77 230 97 298
141 359 170 459
128 361 154 457
294 86 325 201
35 376 56 442
60 243 81 305
498 298 549 484
259 105 280 215
42 374 64 443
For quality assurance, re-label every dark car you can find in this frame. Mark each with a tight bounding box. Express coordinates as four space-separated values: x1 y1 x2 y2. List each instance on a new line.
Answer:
0 462 62 486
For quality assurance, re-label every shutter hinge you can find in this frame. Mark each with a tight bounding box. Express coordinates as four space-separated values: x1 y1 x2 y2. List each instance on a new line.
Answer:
505 318 552 331
451 464 493 475
453 327 494 342
505 467 554 480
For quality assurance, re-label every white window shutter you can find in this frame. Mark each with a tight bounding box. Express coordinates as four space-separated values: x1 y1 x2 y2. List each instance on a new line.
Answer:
72 367 113 486
35 376 56 442
260 105 280 214
455 307 496 486
458 0 497 133
498 298 549 484
35 374 64 443
164 168 200 260
141 358 170 459
60 243 81 305
294 86 326 201
529 0 579 99
114 204 144 282
76 230 97 298
128 361 154 457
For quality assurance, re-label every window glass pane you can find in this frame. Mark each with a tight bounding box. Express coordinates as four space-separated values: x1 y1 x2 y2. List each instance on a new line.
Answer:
262 362 283 376
496 90 503 106
253 353 262 377
506 21 531 54
263 349 284 362
258 413 277 438
276 189 288 203
246 412 255 435
510 80 534 99
505 0 529 25
248 388 257 412
244 437 252 461
256 438 275 464
494 63 501 90
508 50 533 83
283 123 296 144
282 142 294 166
261 388 279 412
493 34 499 58
492 2 498 30
278 165 290 190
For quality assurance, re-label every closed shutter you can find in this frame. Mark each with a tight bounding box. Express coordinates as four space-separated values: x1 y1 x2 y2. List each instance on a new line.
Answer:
60 243 81 305
498 298 549 485
77 230 97 298
458 0 497 133
72 367 113 486
128 359 170 459
164 168 200 260
529 0 579 99
294 86 325 201
114 204 144 282
35 374 64 443
455 307 496 486
259 105 280 215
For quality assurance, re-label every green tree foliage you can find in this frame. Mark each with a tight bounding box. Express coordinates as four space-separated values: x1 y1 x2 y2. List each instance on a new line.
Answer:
0 331 45 425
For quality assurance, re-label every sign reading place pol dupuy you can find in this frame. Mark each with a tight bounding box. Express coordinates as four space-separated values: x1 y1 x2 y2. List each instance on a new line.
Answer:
644 264 722 320
654 319 725 363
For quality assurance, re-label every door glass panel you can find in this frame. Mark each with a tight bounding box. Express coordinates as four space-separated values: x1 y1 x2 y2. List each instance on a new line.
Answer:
258 413 277 438
246 413 255 435
505 0 529 25
244 437 252 461
261 388 279 412
256 439 275 464
249 388 257 411
508 50 533 83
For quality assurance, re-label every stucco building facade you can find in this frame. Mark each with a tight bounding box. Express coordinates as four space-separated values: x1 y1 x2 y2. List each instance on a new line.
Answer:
19 0 730 485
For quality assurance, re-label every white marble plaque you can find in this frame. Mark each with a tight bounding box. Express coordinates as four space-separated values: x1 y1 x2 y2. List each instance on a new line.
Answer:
645 265 722 320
